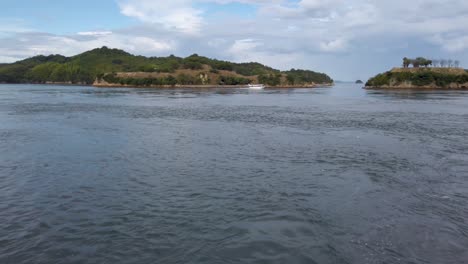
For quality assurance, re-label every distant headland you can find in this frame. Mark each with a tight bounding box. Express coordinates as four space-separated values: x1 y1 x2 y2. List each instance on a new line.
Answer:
0 46 333 88
366 57 468 89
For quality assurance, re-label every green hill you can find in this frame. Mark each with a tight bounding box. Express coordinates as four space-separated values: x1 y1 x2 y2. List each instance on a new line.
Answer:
0 46 333 87
366 67 468 89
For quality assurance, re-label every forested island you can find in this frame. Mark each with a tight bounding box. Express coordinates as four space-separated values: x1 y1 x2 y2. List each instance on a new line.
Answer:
366 57 468 89
0 46 333 88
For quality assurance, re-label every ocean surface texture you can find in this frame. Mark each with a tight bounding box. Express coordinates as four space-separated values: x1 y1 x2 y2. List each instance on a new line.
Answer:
1 84 467 264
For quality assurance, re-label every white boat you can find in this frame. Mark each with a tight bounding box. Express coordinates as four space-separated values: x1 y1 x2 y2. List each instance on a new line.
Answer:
247 84 265 90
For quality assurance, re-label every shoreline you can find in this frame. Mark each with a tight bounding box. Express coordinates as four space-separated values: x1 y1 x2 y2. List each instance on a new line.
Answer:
0 82 93 87
365 86 468 90
93 83 334 89
0 82 334 89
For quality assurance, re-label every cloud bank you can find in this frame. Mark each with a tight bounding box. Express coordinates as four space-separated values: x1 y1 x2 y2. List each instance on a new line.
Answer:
1 0 468 80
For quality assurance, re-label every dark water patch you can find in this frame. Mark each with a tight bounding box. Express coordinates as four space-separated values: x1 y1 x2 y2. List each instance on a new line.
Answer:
9 102 468 140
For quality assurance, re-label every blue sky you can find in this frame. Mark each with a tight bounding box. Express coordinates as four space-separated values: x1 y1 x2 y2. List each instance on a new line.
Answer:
1 0 468 80
2 0 133 34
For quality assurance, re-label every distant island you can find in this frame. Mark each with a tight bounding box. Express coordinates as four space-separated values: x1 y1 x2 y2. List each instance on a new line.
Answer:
366 57 468 89
0 46 333 88
355 80 363 84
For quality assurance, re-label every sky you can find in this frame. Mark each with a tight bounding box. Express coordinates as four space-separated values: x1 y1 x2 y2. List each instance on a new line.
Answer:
1 0 468 80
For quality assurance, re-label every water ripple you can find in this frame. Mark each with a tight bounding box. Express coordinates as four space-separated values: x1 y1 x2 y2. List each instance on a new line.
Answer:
0 84 467 263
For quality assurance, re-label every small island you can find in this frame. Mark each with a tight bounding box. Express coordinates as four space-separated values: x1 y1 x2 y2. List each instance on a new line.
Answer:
366 57 468 89
0 47 333 88
355 80 363 84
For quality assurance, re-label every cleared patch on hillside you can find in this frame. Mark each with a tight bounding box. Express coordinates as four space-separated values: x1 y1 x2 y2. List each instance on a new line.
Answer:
391 67 467 75
115 68 257 83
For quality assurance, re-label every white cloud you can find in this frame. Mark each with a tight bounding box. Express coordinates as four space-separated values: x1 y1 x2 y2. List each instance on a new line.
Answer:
225 38 301 68
430 34 468 52
0 55 20 63
0 31 175 63
229 39 262 55
77 31 113 36
118 0 203 34
319 38 348 53
2 0 468 80
114 0 468 57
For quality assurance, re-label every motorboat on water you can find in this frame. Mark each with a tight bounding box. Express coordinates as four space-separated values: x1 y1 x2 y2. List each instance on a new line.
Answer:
247 84 265 90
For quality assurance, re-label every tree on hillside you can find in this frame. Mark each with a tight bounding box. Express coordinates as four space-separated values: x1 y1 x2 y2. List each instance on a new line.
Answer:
426 59 432 67
414 57 431 68
432 59 440 67
403 57 431 68
421 58 432 67
448 59 453 67
440 59 447 67
403 57 411 68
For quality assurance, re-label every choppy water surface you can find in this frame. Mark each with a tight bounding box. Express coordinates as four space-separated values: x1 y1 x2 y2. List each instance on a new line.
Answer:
1 84 467 264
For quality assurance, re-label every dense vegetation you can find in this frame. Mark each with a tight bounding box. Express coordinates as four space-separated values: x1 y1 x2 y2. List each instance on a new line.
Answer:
284 69 333 85
102 73 253 86
366 69 468 87
0 46 333 86
102 73 179 86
